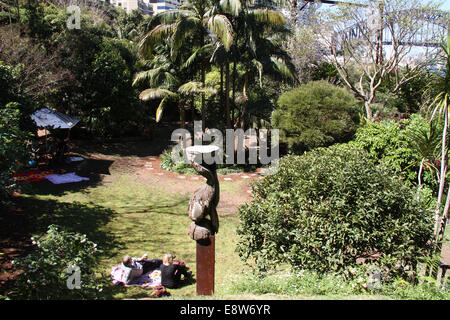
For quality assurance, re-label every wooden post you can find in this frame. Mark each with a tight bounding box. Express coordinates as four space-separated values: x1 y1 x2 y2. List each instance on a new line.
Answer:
186 145 220 297
196 236 215 295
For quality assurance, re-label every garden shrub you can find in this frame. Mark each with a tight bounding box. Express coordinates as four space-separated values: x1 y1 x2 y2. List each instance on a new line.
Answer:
350 114 441 193
160 146 258 175
0 102 31 204
10 225 108 300
236 144 433 277
272 80 360 154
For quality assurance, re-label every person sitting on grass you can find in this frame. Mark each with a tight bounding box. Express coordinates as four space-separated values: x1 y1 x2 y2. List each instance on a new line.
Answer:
122 254 163 285
160 253 191 289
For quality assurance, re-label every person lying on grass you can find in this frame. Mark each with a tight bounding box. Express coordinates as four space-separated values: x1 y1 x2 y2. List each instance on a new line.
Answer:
160 253 192 289
122 254 163 285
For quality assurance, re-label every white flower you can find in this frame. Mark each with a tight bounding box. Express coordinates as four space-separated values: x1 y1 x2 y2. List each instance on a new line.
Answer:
80 239 86 243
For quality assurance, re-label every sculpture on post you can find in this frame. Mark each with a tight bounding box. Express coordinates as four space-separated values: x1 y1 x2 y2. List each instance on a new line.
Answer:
186 146 220 242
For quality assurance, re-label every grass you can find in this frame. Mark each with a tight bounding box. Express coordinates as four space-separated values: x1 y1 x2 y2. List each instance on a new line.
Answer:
8 150 450 300
16 164 249 299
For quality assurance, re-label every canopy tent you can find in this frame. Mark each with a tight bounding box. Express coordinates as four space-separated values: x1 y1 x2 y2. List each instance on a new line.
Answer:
30 108 80 164
31 108 80 129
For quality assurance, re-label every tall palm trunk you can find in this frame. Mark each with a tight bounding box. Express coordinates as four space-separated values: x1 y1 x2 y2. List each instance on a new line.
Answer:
433 99 449 252
428 99 448 277
417 158 425 201
240 72 248 130
180 105 186 129
15 0 20 21
232 60 237 127
225 62 231 129
434 101 448 242
201 60 206 131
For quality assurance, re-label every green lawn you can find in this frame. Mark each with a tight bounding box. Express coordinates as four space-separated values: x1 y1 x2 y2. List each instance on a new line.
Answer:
14 153 447 300
18 164 249 299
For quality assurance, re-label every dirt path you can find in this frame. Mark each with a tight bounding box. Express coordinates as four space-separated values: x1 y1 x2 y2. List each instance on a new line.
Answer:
84 151 261 215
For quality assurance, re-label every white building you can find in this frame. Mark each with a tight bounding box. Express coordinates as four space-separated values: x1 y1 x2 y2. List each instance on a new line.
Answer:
145 0 183 15
110 0 153 15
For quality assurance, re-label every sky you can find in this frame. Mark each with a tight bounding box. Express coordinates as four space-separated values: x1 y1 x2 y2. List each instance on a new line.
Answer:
440 0 450 11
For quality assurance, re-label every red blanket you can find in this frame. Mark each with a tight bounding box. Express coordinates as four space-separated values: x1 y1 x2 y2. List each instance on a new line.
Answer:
12 170 54 182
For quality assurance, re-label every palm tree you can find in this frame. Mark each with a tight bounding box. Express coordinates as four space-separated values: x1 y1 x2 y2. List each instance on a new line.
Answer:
406 120 441 201
134 40 217 127
138 0 234 130
426 29 450 266
225 3 297 130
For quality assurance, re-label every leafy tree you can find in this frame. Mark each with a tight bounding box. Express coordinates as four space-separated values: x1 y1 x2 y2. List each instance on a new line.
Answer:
237 144 433 277
138 0 233 129
350 114 442 196
273 80 360 154
425 29 450 261
0 102 31 203
10 225 108 299
317 0 444 121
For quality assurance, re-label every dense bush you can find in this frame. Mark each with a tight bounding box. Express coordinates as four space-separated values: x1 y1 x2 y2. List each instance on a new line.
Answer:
350 114 441 194
160 146 258 175
0 102 31 203
236 144 433 277
10 225 107 300
272 80 360 154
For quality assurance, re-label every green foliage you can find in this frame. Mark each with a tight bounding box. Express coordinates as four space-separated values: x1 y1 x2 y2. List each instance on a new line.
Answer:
225 269 450 300
0 62 19 105
350 114 441 193
10 225 108 300
0 102 31 203
236 144 433 276
160 147 196 175
160 146 258 175
272 80 360 154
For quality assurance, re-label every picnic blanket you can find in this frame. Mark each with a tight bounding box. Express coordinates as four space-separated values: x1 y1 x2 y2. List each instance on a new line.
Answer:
45 172 89 184
111 266 162 287
65 156 84 164
12 170 54 182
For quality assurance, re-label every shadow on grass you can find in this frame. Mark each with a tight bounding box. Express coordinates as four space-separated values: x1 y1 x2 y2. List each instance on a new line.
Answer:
71 123 178 158
18 159 114 197
1 196 123 258
0 195 129 298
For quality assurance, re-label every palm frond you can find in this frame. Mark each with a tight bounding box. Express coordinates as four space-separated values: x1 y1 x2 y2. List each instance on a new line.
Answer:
158 9 196 24
172 16 202 59
132 67 162 87
270 56 296 81
178 81 217 95
209 43 228 64
252 59 263 87
155 97 170 122
139 88 177 101
219 0 242 17
207 14 234 51
183 44 215 69
138 24 176 59
248 9 286 26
